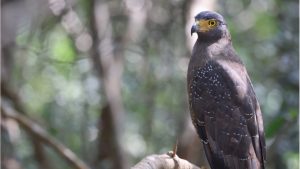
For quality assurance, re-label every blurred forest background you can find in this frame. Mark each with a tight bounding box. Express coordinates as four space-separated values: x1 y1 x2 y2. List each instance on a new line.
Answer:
1 0 299 169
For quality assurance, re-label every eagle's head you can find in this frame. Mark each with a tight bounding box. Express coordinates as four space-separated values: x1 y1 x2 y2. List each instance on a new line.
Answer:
191 11 230 42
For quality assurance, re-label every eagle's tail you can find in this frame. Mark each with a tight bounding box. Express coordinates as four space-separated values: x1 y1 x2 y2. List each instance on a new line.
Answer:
203 143 264 169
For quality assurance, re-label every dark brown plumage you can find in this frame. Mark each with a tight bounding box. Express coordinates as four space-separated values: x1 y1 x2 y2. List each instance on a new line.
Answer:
188 11 266 169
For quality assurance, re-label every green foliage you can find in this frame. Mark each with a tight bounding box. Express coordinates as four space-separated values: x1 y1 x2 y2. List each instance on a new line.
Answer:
284 152 299 169
265 116 285 138
48 27 76 63
254 13 278 40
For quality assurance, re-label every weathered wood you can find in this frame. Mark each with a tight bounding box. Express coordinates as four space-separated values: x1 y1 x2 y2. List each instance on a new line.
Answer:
132 152 202 169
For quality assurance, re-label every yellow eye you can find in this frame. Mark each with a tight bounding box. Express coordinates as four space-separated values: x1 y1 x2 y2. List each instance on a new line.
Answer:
208 20 217 27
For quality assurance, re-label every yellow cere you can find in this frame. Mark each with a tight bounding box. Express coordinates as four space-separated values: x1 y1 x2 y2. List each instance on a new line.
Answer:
197 19 218 32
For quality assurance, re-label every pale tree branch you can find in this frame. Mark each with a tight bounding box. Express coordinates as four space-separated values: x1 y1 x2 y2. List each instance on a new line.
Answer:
1 104 91 169
132 152 202 169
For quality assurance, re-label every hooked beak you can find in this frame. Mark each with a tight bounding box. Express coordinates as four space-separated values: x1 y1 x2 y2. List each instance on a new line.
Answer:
191 23 198 36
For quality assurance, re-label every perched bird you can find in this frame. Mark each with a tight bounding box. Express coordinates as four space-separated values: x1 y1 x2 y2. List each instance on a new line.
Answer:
188 11 266 169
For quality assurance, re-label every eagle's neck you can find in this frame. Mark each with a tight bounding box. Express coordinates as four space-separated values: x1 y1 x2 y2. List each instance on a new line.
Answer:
201 37 231 53
191 37 232 67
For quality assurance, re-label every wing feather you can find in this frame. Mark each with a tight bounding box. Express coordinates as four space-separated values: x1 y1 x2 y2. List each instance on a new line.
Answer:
188 60 265 169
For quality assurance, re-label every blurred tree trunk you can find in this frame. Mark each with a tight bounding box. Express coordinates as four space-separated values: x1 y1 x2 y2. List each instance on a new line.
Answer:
90 1 128 169
32 139 52 169
1 122 22 169
96 105 127 169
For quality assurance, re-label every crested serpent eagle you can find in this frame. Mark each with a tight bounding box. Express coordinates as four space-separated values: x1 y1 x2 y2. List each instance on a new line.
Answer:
188 11 266 169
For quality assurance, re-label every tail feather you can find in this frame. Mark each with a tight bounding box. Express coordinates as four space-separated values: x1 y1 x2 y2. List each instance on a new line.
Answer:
203 143 263 169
